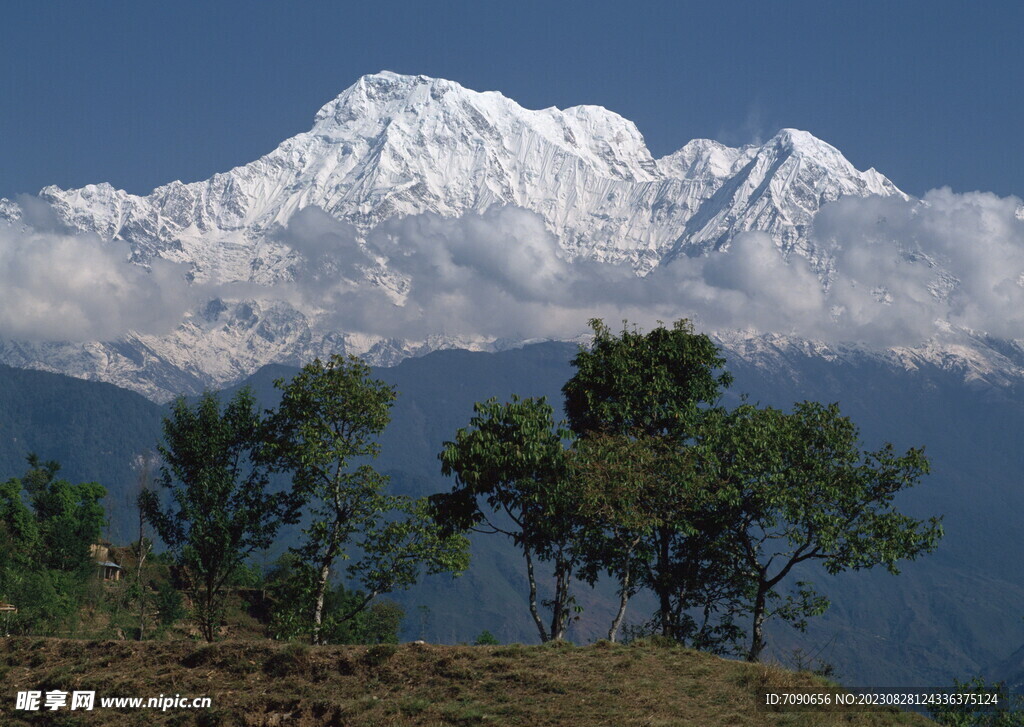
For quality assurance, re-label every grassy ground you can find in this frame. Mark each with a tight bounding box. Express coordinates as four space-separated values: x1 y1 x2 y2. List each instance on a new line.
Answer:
0 637 933 726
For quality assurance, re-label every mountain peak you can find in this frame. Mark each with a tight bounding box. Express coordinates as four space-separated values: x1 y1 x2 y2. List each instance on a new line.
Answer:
313 71 485 128
764 128 860 172
2 74 911 400
772 127 822 148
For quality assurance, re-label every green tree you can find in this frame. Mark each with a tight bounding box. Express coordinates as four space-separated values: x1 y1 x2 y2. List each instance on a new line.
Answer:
266 554 405 644
0 471 41 574
0 456 106 635
154 579 186 628
563 319 732 439
562 319 737 641
569 431 748 649
474 630 500 645
23 455 107 575
568 433 671 642
699 401 943 661
434 396 584 642
268 354 468 645
140 389 294 642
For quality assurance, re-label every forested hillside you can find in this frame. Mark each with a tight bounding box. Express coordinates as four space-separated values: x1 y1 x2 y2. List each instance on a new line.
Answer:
0 363 164 533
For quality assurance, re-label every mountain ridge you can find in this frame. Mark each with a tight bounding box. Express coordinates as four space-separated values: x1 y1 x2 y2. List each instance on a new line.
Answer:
3 71 1019 402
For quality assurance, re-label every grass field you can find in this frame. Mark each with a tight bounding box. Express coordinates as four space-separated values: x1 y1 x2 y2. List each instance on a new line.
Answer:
0 637 933 726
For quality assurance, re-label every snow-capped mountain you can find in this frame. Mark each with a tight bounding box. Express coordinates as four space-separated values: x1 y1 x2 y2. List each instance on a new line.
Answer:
1 71 1019 400
28 72 903 278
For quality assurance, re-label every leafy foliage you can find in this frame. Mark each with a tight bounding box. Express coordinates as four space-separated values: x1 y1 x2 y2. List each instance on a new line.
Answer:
267 354 468 644
569 432 745 648
140 388 295 641
0 456 106 634
434 396 583 642
561 319 740 645
267 554 405 645
154 579 186 627
697 401 943 660
557 320 942 660
474 629 500 645
563 318 732 438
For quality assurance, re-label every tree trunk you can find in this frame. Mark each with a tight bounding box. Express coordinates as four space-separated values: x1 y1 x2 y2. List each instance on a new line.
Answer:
657 527 673 639
608 564 632 643
747 583 768 662
136 525 148 641
524 548 550 642
201 575 217 642
311 520 344 645
135 457 152 642
549 557 570 642
310 558 332 645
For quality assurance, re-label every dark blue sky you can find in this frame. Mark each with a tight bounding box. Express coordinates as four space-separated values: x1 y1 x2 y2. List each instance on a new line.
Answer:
1 1 1020 200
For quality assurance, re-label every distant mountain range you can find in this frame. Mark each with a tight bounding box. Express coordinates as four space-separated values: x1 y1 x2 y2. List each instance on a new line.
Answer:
7 71 1021 400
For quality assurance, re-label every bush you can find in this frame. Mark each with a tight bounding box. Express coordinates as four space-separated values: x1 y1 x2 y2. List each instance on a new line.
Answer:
155 580 185 626
474 630 500 645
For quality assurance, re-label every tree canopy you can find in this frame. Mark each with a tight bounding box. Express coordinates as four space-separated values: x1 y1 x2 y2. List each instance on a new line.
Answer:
560 319 741 644
434 395 583 642
434 318 944 659
140 388 293 641
696 401 943 660
0 456 106 634
563 318 732 439
267 354 468 644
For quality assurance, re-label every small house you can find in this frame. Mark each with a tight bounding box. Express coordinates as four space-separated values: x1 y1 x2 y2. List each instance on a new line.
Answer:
90 543 123 581
97 561 123 581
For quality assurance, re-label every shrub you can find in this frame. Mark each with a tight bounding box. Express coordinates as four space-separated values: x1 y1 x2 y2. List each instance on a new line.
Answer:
474 630 500 645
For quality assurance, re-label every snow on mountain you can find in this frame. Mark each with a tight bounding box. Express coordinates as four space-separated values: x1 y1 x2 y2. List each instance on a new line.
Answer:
1 71 1014 400
35 72 904 279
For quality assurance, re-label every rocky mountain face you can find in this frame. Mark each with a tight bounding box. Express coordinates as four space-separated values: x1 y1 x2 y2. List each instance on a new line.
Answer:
2 71 1018 400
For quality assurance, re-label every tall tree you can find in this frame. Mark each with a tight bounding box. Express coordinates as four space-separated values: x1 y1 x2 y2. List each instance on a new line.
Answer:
268 354 467 645
562 319 736 640
569 431 747 649
130 452 157 640
140 389 292 642
434 396 583 642
699 401 944 661
22 455 107 575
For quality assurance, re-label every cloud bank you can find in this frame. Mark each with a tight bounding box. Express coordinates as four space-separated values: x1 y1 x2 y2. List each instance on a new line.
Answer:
0 220 193 341
3 188 1023 347
282 189 1024 347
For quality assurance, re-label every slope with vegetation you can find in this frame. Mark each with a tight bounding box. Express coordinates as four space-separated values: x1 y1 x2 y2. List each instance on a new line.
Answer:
0 637 933 727
1 320 1021 689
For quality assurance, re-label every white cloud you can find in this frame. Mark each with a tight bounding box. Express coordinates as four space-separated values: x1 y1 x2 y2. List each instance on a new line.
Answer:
6 186 1024 348
812 188 1024 343
269 191 1024 346
0 224 192 341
